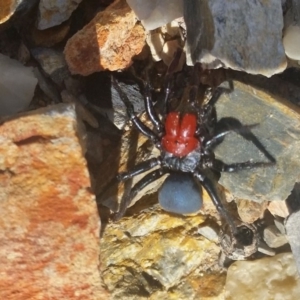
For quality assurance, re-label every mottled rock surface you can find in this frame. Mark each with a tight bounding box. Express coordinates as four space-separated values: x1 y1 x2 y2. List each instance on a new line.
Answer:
64 0 146 75
215 81 300 203
37 0 83 30
185 0 287 77
101 204 226 299
0 104 108 299
225 253 300 299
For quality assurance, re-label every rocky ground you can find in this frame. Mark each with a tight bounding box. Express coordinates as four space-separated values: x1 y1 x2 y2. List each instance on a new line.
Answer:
1 0 300 299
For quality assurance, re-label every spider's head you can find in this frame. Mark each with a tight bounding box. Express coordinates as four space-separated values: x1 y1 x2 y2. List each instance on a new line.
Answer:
162 112 200 157
158 172 202 215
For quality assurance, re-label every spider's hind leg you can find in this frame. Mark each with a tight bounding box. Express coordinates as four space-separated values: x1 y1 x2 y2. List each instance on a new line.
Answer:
114 168 167 221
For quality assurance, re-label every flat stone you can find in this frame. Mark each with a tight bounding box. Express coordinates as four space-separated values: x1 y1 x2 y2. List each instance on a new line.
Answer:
64 0 146 75
263 225 288 248
0 104 108 299
225 253 300 299
185 0 287 77
101 204 226 299
215 80 300 203
285 210 300 275
268 200 289 218
37 0 83 30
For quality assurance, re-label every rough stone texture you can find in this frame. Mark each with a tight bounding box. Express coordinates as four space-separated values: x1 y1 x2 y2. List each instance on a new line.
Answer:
0 104 108 299
37 0 83 30
101 204 226 299
185 0 287 77
224 253 300 299
236 199 268 223
215 81 300 203
64 0 146 75
285 210 300 276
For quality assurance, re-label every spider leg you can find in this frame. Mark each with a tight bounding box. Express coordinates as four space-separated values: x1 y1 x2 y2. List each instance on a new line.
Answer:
194 171 237 233
144 81 164 134
214 117 276 163
112 77 159 143
212 159 274 173
117 157 161 181
114 168 167 221
204 124 259 149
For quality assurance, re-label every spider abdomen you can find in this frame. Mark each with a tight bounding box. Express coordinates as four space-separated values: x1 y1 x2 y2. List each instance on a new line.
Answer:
158 172 202 215
162 112 199 157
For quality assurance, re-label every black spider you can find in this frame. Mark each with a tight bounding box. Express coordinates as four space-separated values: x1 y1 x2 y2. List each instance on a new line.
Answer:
111 64 275 236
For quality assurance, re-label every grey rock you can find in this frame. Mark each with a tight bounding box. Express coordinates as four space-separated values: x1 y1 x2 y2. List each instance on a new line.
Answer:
110 81 145 130
285 210 300 275
185 0 287 77
263 225 288 248
215 80 300 203
37 0 83 30
31 48 69 86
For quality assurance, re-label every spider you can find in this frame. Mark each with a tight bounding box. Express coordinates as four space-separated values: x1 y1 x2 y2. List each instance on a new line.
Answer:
111 63 275 237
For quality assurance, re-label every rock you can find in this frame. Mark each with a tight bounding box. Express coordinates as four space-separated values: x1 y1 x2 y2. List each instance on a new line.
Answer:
101 204 226 299
215 80 300 204
29 21 71 47
0 53 37 117
257 240 276 256
31 48 70 86
197 224 219 243
109 79 145 130
285 210 300 275
64 0 146 75
0 104 108 299
236 199 268 223
0 0 25 24
263 225 288 248
283 25 300 60
224 253 300 299
37 0 83 30
127 0 183 30
268 200 289 218
184 0 287 77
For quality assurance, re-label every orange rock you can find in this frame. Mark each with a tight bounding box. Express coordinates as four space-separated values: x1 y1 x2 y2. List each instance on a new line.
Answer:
64 0 146 75
0 104 109 299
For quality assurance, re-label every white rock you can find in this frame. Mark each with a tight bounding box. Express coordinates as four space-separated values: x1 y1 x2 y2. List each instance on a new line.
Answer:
283 25 300 60
0 54 37 117
225 253 300 299
127 0 183 30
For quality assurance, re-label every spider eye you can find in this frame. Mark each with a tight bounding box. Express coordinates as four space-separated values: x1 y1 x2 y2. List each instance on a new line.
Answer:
158 173 202 214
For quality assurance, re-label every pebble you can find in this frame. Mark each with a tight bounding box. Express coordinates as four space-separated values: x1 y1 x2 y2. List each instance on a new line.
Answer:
0 53 37 117
263 225 288 248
